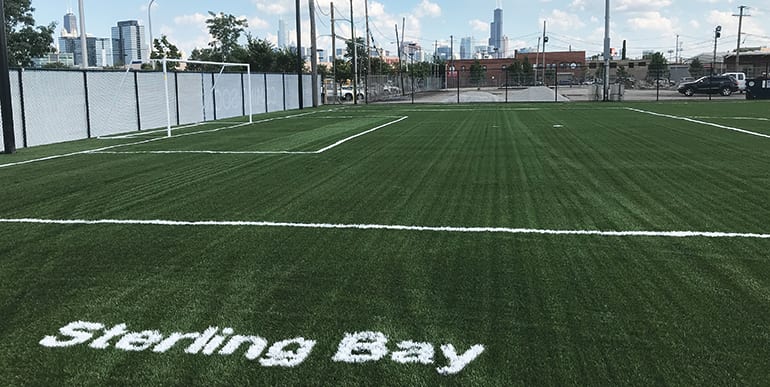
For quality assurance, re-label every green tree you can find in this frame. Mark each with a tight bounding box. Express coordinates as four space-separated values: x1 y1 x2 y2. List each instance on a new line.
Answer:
3 0 56 67
150 35 182 70
274 47 300 73
42 61 68 69
469 60 486 89
242 35 275 72
205 11 248 61
344 37 368 80
647 52 669 81
521 57 533 84
689 58 705 78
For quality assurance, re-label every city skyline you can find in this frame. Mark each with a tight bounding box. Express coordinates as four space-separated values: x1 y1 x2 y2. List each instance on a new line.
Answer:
29 0 770 65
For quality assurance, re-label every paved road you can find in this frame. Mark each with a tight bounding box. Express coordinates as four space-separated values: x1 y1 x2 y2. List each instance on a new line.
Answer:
371 86 748 104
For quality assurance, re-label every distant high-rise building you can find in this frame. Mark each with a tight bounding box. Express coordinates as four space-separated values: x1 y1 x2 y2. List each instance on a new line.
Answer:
59 36 113 67
111 20 149 66
488 7 503 54
62 10 78 37
460 37 472 60
278 18 288 49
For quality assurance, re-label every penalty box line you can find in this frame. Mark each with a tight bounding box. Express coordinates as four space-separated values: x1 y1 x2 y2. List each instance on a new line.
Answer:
1 217 770 240
93 116 409 155
627 108 770 139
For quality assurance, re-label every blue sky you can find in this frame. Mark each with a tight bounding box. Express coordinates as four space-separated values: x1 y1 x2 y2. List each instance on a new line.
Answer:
31 0 770 61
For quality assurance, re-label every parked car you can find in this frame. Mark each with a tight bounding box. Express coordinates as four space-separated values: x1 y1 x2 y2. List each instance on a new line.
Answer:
722 72 747 92
676 75 739 97
339 86 365 101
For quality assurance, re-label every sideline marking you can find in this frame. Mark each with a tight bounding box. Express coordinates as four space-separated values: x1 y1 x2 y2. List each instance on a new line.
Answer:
1 217 769 239
627 108 770 139
94 116 409 155
0 111 325 169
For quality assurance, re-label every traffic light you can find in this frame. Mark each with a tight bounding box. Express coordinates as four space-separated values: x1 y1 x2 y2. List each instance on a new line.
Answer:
715 26 722 39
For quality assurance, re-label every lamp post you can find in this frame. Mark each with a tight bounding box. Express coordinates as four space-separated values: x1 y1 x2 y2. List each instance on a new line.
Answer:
408 44 415 104
148 0 156 57
502 65 508 103
712 25 722 75
458 65 463 103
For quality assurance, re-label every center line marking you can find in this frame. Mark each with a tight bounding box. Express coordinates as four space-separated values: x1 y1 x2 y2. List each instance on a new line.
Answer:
1 218 769 239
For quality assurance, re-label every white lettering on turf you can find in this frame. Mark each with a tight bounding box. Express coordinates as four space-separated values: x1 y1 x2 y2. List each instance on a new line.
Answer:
391 341 434 364
259 338 317 367
332 331 389 363
40 321 484 375
39 321 104 347
436 344 486 375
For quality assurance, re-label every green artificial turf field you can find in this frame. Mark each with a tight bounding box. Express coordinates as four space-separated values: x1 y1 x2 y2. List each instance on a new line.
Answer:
1 101 769 385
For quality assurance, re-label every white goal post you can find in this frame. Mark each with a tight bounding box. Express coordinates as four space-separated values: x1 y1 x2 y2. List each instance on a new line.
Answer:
162 58 253 137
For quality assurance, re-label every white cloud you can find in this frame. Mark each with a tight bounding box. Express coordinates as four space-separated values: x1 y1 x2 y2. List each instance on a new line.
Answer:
414 0 441 18
469 19 488 33
543 10 585 31
626 12 675 33
252 0 292 15
174 13 208 26
615 0 672 13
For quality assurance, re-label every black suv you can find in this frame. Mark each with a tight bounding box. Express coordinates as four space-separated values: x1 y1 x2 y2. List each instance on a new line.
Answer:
677 75 739 96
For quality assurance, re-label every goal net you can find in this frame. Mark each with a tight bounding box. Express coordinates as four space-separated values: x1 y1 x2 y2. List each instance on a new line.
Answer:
161 58 253 137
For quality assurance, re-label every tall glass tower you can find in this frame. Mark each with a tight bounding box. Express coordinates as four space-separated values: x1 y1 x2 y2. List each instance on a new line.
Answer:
62 10 78 37
488 7 503 54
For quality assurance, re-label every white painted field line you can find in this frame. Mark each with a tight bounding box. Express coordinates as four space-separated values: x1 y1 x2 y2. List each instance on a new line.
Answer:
95 116 410 155
627 108 770 139
100 122 207 139
0 112 324 169
690 116 770 122
1 217 769 239
313 116 408 153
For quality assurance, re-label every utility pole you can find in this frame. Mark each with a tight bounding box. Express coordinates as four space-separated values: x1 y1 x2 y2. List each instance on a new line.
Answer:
675 34 679 63
535 36 540 85
542 21 548 85
330 3 338 103
0 0 17 153
295 0 304 109
349 0 357 104
308 0 319 107
734 5 750 72
603 0 611 101
364 0 370 103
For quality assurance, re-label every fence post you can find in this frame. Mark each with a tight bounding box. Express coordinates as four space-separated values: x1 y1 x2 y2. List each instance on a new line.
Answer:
282 73 287 111
174 72 180 126
18 68 28 148
83 70 92 138
240 72 245 116
264 73 269 113
134 71 141 131
211 73 217 120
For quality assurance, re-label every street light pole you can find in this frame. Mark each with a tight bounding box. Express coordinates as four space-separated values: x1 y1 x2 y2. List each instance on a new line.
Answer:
409 48 415 104
148 0 156 56
713 25 722 75
502 65 508 103
78 0 88 68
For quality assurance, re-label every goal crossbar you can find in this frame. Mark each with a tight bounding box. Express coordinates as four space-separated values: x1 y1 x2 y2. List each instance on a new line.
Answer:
162 58 253 138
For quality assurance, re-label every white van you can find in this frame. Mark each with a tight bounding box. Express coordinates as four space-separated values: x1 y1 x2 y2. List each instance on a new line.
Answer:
723 72 746 92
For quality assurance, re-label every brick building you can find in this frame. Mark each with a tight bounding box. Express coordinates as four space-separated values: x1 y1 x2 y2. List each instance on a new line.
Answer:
446 51 587 87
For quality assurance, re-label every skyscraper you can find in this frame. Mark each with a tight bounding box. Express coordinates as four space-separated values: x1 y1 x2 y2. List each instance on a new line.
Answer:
460 37 472 60
111 20 149 66
62 10 77 37
488 6 503 55
277 18 288 49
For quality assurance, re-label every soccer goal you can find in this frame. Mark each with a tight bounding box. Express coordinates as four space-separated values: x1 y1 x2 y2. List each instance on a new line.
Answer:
161 58 253 137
